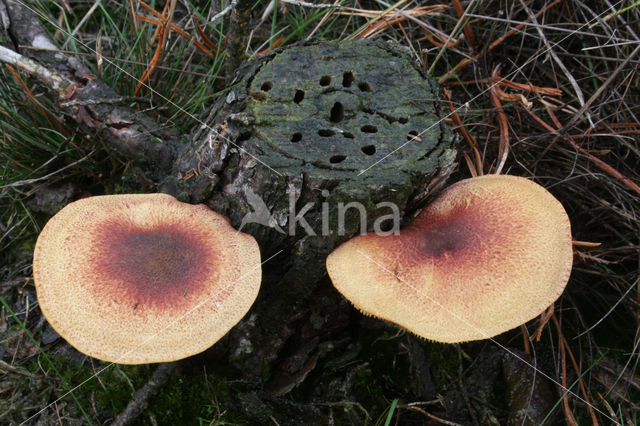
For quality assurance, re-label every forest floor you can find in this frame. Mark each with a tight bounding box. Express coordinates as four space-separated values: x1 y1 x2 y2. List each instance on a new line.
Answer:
1 0 639 425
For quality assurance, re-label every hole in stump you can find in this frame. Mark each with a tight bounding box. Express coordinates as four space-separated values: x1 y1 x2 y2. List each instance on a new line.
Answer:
330 102 345 123
330 155 346 164
343 132 354 139
293 89 305 103
407 130 421 141
261 81 273 91
342 71 354 87
291 132 302 143
237 132 252 142
361 125 378 133
358 82 373 92
319 75 331 86
318 129 336 137
361 145 376 155
399 117 409 124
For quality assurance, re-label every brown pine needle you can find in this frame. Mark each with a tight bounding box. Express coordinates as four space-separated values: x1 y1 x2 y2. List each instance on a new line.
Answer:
532 304 554 342
193 16 222 53
573 240 602 247
135 0 177 96
443 89 482 175
439 0 561 82
525 107 640 197
552 314 599 426
451 0 477 50
488 79 509 175
137 15 216 58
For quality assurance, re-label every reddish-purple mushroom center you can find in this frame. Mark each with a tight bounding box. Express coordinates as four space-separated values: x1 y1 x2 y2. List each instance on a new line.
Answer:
415 221 470 257
89 221 218 311
408 204 499 261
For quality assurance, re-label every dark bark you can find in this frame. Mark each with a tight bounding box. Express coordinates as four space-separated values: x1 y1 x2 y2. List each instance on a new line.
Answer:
111 362 177 426
162 40 457 379
225 0 254 82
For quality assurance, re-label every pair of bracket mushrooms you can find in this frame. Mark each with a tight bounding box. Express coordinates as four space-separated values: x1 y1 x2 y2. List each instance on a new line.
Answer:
33 175 573 364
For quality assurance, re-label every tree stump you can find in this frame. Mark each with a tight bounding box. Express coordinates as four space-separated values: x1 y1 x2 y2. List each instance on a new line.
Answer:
161 40 457 378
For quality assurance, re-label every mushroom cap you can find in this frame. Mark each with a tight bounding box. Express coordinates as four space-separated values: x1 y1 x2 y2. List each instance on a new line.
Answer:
33 193 261 364
326 175 573 343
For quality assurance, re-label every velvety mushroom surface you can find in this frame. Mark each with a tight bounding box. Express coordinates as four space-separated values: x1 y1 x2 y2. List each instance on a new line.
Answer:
33 193 261 364
326 175 573 343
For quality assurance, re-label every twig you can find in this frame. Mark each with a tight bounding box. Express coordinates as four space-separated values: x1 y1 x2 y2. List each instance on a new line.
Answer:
0 45 70 93
225 0 253 81
532 305 554 342
54 401 63 426
0 151 94 189
0 359 60 382
60 0 101 49
210 0 235 24
407 405 462 425
353 0 451 46
137 14 216 58
280 0 337 8
559 43 640 133
354 5 445 39
520 324 531 354
111 362 177 426
128 0 139 32
60 96 150 107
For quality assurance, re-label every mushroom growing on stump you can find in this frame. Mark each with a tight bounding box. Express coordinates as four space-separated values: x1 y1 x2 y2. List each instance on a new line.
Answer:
326 175 573 343
33 193 261 364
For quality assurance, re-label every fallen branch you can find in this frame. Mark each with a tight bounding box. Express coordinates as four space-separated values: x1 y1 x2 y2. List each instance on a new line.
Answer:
225 0 253 81
0 0 185 182
0 45 70 93
111 362 177 426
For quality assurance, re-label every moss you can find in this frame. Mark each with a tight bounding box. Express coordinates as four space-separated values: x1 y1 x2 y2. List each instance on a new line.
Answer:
423 342 460 382
145 374 215 423
35 356 150 414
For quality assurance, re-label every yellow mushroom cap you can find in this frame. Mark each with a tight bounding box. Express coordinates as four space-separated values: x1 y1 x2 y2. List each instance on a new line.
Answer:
326 175 573 343
33 193 261 364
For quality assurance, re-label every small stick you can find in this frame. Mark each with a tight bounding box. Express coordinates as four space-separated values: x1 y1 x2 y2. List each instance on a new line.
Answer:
225 0 252 82
111 362 177 426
